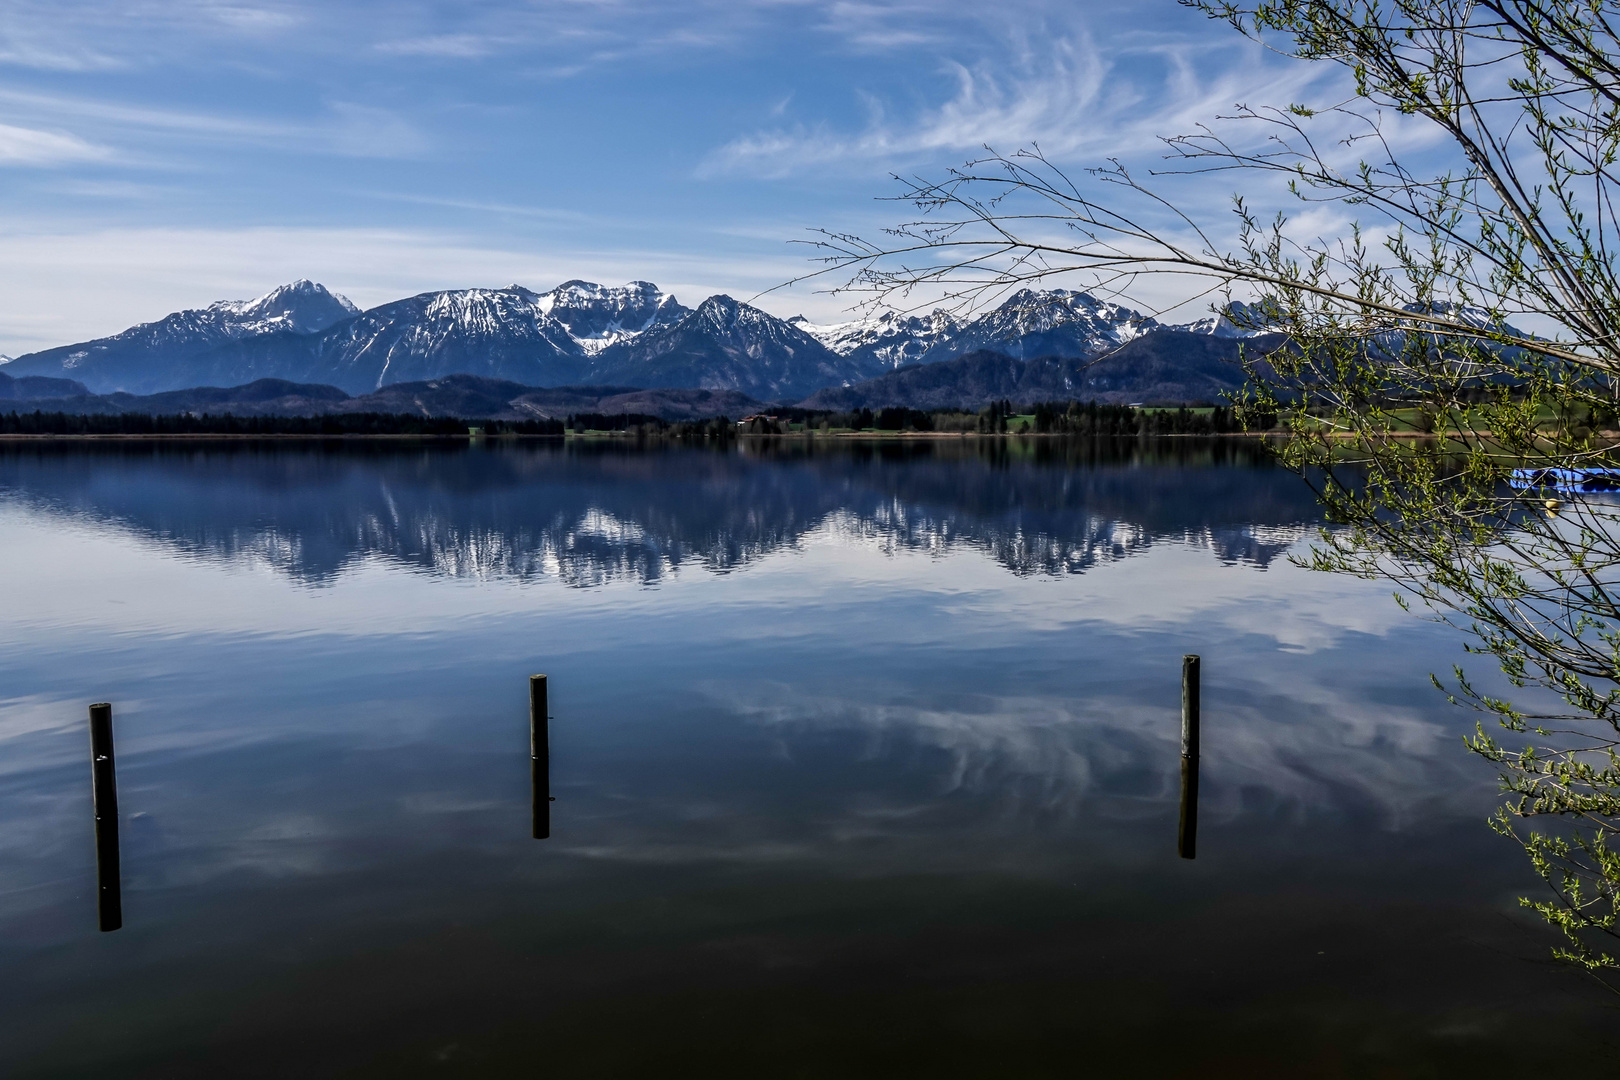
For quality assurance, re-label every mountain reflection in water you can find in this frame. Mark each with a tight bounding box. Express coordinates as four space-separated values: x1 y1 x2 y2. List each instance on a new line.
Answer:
0 438 1320 585
1 438 1614 1077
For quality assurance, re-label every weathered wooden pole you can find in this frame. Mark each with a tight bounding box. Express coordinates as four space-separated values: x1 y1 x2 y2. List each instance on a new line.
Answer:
530 675 550 840
88 702 122 931
1178 655 1200 860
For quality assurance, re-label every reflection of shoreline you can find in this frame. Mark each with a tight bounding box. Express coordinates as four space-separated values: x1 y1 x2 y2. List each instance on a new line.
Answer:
0 434 489 443
0 432 1284 441
0 440 1322 585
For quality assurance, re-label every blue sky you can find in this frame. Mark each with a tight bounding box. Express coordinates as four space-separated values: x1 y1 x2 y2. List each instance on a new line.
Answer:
0 0 1333 355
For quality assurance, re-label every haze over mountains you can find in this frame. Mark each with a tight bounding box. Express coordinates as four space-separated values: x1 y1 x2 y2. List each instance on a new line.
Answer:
0 279 1272 409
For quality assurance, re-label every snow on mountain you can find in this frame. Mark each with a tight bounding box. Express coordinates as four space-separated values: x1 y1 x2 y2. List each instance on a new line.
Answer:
946 290 1160 360
314 286 587 390
282 281 694 391
2 279 701 395
4 280 1290 403
0 280 362 393
538 280 689 356
792 310 965 371
593 294 869 399
1178 315 1246 338
794 290 1157 373
795 290 1285 375
1176 302 1277 337
212 279 360 335
362 280 689 364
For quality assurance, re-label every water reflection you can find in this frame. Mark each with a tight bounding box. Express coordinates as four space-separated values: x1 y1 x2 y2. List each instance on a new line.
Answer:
0 439 1322 585
1 440 1608 1075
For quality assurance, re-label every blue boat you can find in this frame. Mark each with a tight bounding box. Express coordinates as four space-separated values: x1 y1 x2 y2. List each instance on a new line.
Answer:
1510 467 1620 493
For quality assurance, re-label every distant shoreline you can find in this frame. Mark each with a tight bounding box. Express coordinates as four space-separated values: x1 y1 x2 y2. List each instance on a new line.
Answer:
0 430 1276 442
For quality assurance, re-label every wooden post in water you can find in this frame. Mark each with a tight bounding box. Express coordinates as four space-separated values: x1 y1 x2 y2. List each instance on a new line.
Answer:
88 702 122 931
1178 655 1200 860
530 675 550 840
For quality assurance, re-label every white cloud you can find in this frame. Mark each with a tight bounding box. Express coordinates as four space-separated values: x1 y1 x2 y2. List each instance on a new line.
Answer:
815 1 953 50
204 4 304 32
0 88 429 159
374 33 497 59
0 0 1076 82
703 30 1327 178
0 1 309 71
0 87 293 138
0 121 110 165
324 101 431 158
0 39 124 72
704 38 1108 177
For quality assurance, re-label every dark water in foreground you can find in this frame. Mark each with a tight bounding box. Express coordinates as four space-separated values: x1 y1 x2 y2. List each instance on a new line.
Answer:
0 438 1612 1077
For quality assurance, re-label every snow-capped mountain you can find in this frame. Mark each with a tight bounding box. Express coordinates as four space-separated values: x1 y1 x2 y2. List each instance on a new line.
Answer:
118 283 855 398
6 279 1281 403
1180 301 1277 337
794 289 1151 368
943 289 1158 360
796 291 1273 372
5 280 696 395
594 295 866 399
540 280 688 355
792 310 965 372
1178 315 1248 338
1 280 359 394
189 285 591 392
294 281 691 390
213 279 360 335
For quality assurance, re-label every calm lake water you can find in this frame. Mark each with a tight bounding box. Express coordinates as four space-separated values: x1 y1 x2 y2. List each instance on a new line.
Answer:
0 438 1613 1077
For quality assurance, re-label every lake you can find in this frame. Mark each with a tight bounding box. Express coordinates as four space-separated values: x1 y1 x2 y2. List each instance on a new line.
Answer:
0 438 1612 1076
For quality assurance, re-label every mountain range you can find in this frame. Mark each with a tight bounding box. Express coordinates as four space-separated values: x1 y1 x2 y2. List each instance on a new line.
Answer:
800 331 1288 412
1 280 1268 405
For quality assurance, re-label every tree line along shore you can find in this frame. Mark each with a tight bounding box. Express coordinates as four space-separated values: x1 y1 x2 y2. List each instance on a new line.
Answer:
0 400 1261 439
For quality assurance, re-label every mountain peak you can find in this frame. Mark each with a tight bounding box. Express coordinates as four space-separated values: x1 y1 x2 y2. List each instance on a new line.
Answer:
529 280 690 356
693 295 767 332
219 281 361 333
257 279 357 309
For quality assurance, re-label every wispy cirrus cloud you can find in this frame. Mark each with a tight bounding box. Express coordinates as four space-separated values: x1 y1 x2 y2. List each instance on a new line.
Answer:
0 87 428 159
0 122 111 165
0 0 310 71
702 31 1326 179
373 33 497 59
704 38 1109 178
0 37 124 72
202 4 305 32
0 0 1068 83
813 0 971 51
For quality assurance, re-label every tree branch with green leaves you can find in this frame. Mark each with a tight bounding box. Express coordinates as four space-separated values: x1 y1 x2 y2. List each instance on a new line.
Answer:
810 0 1620 989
